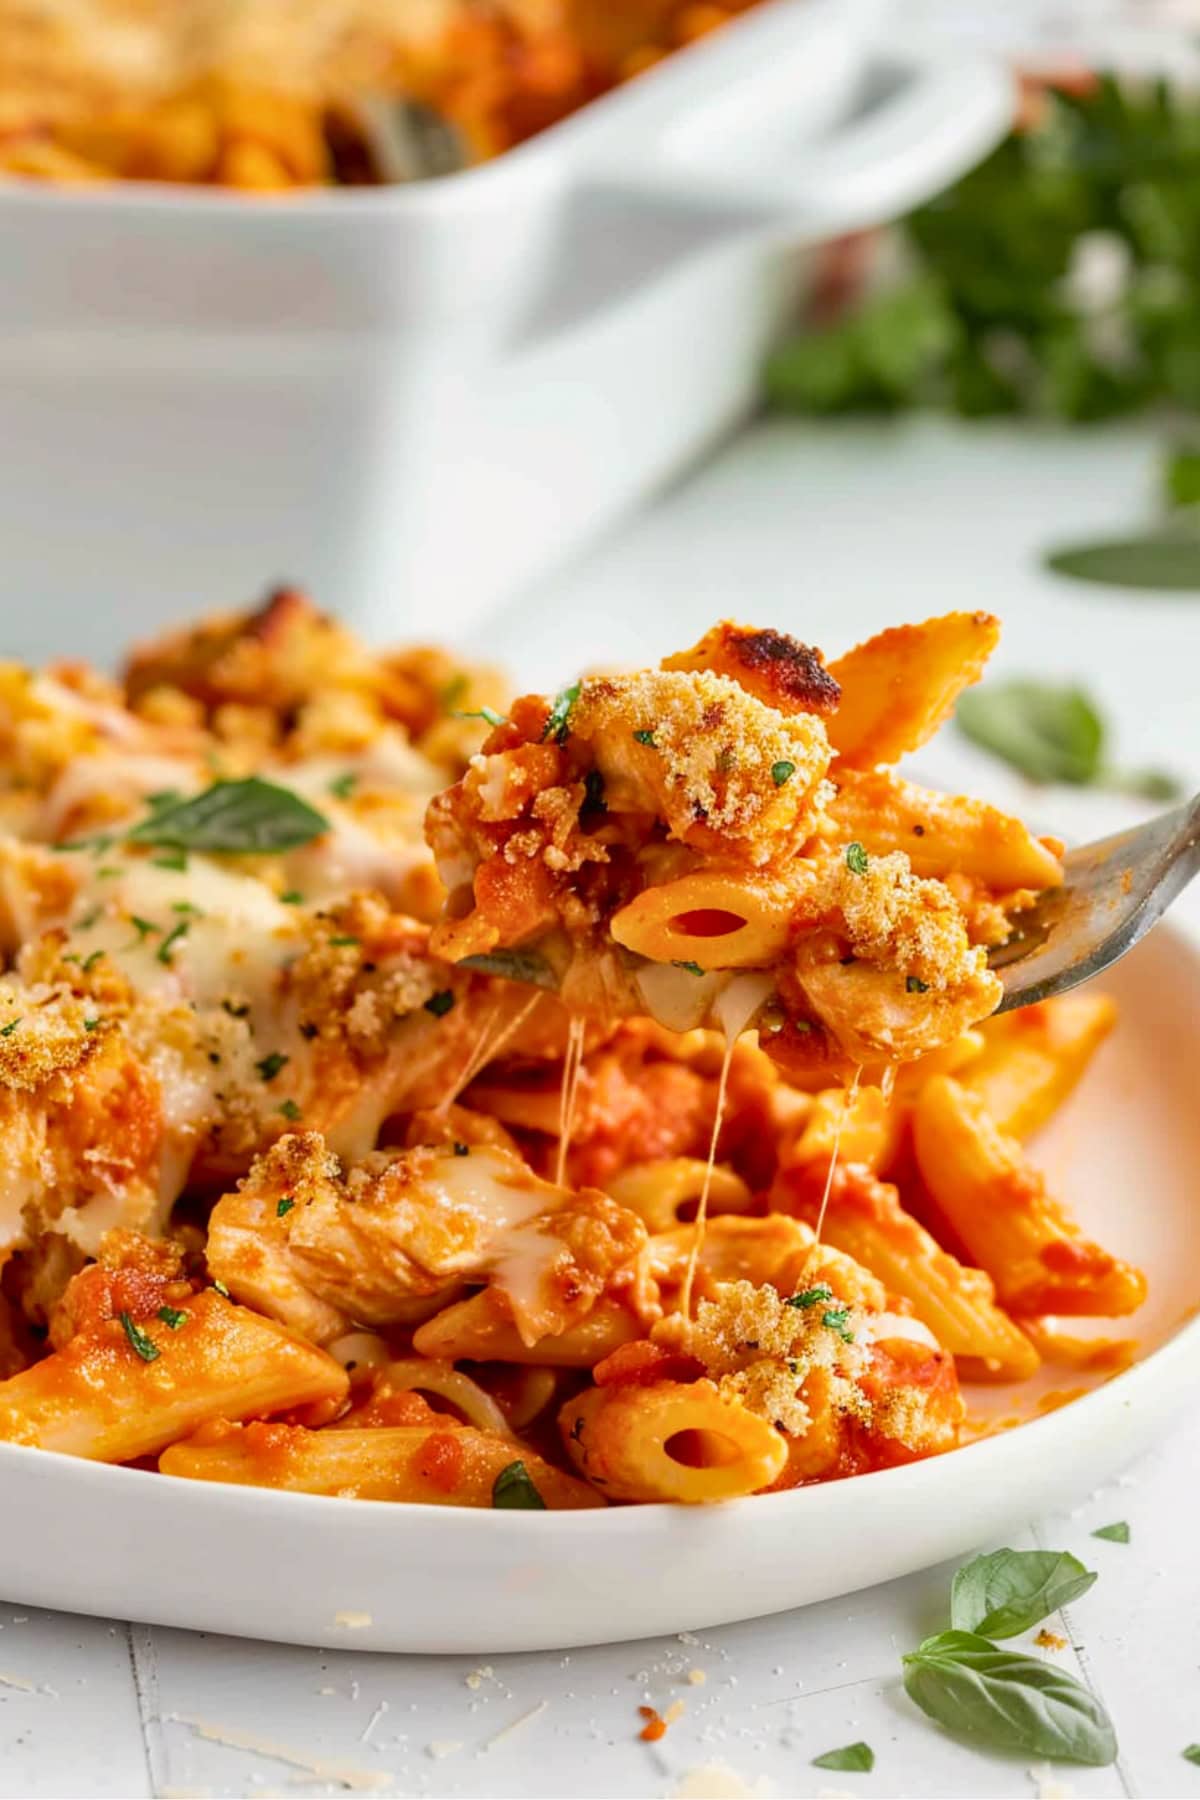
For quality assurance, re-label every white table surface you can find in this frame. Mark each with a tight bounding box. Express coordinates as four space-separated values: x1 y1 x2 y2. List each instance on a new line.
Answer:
6 417 1200 1800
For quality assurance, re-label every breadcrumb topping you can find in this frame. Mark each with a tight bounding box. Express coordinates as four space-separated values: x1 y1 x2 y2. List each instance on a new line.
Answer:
831 848 987 989
679 1276 873 1438
573 669 831 861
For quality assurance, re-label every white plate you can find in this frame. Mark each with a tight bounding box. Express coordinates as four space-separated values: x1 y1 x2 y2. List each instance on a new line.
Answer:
3 925 1197 1654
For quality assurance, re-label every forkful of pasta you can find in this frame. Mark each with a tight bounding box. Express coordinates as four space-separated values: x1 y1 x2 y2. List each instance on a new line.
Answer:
426 610 1072 1077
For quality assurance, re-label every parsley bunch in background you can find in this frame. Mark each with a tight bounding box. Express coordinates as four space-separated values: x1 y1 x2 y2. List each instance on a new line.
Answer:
766 75 1200 425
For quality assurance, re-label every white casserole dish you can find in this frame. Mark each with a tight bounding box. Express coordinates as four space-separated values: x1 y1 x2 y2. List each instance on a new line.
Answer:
0 1 1010 656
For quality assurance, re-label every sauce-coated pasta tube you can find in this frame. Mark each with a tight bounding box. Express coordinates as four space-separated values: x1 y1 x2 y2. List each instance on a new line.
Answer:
769 1163 1039 1382
825 611 1001 768
828 769 1064 893
0 1290 348 1463
913 1076 1147 1317
161 1421 602 1508
963 993 1117 1141
561 1379 787 1503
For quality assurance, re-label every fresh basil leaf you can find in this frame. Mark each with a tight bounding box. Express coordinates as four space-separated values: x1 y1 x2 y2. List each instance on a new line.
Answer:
128 778 328 854
956 680 1103 785
491 1460 546 1510
1092 1521 1130 1543
950 1549 1097 1638
1183 1743 1200 1766
902 1630 1117 1766
1045 530 1200 592
812 1742 874 1772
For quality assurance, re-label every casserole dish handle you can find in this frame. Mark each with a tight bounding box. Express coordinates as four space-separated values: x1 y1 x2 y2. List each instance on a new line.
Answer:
592 54 1013 243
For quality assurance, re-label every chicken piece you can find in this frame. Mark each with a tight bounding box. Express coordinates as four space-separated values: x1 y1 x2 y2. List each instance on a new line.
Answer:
207 1132 646 1348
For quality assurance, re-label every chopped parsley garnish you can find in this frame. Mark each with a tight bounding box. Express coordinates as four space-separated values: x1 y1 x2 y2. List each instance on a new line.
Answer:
542 682 581 745
906 975 930 993
276 1197 295 1218
425 989 455 1018
212 1278 231 1298
672 960 706 977
786 1284 834 1310
1092 1521 1130 1543
127 777 328 854
771 760 796 786
256 1052 289 1082
96 865 121 878
1184 1746 1200 1766
156 919 190 965
119 1311 159 1363
492 1460 547 1510
582 767 606 814
328 772 358 800
329 934 360 947
278 1099 302 1121
171 899 201 915
76 906 102 931
454 706 507 729
440 673 468 711
0 1020 20 1037
452 1142 470 1157
156 1305 189 1330
81 949 105 973
822 1306 855 1343
812 1743 874 1773
632 728 656 746
152 850 189 872
129 915 160 941
279 890 304 905
845 841 869 875
83 1018 101 1032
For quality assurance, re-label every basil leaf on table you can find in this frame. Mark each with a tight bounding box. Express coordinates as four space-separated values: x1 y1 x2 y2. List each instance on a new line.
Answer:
127 778 328 854
956 681 1104 785
902 1630 1118 1766
1044 530 1200 592
950 1549 1097 1638
956 680 1179 799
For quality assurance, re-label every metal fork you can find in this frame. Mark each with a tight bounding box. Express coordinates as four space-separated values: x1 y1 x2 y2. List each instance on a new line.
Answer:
990 793 1200 1011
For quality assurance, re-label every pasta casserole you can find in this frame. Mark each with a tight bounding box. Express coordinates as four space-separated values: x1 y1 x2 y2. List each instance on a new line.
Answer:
0 592 1145 1509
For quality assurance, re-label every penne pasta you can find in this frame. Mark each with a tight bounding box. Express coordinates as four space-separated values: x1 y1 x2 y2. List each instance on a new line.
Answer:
825 611 1001 768
827 769 1064 894
769 1162 1040 1382
161 1421 602 1508
0 1290 347 1463
963 993 1118 1140
560 1379 788 1504
912 1077 1147 1317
